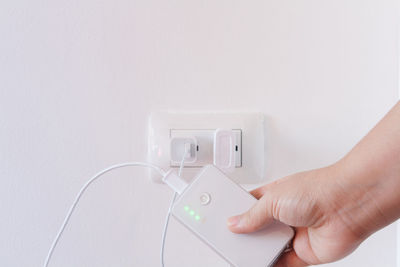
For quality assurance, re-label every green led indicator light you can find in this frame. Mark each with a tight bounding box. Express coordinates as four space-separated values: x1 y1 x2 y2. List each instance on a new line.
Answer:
184 206 200 220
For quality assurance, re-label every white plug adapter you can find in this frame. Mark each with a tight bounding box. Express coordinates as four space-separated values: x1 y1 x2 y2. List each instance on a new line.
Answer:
170 136 197 165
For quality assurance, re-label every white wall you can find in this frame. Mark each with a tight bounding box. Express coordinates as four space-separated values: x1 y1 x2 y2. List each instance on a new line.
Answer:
398 221 400 267
0 0 398 266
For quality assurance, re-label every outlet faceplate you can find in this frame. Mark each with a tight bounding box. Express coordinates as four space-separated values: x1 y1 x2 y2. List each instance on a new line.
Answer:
147 111 265 184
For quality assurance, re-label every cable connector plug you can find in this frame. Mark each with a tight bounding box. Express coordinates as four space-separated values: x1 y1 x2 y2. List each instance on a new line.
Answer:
162 169 188 195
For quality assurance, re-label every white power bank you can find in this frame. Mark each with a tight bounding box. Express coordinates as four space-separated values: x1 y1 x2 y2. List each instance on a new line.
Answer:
171 165 294 267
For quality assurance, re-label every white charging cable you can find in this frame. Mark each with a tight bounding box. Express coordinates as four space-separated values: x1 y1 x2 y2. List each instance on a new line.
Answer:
160 150 188 267
43 162 166 267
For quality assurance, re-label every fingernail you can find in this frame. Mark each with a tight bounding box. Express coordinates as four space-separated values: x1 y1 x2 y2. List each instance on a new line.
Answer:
227 215 241 227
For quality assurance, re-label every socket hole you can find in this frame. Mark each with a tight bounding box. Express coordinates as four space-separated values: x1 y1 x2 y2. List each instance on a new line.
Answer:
235 145 238 151
196 145 199 151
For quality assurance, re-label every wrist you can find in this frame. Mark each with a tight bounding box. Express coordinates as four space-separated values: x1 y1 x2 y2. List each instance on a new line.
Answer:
325 159 393 240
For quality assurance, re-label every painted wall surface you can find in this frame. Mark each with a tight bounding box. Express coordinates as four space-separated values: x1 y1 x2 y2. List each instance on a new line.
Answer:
0 0 398 266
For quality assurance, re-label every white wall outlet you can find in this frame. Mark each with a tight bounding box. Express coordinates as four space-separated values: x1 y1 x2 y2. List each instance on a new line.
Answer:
147 111 265 184
170 129 242 168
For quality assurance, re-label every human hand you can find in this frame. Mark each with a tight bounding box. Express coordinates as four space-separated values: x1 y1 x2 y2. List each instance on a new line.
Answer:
227 163 381 266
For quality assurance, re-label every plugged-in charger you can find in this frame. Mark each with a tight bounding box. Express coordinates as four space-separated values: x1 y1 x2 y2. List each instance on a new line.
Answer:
170 136 197 165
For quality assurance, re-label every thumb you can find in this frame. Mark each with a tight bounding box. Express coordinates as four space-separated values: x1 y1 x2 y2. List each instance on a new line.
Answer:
227 194 275 234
